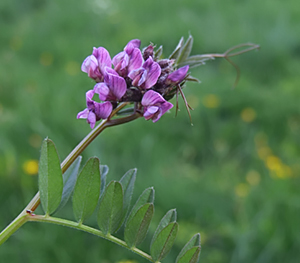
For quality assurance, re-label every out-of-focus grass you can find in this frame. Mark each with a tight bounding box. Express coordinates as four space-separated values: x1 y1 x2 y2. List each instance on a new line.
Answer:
1 0 300 262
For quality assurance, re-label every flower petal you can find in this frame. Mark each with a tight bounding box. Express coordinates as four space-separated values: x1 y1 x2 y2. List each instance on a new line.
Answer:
107 73 127 100
167 65 189 84
141 90 165 106
94 83 110 101
81 55 97 73
87 111 96 129
77 108 89 119
143 59 161 89
94 101 113 119
86 89 95 102
127 48 143 73
141 90 173 122
92 47 112 69
124 39 141 54
112 51 125 69
144 106 159 119
160 101 173 115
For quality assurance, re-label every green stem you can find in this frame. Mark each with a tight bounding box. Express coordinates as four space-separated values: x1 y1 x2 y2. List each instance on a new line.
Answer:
0 212 29 246
28 215 156 262
0 103 141 246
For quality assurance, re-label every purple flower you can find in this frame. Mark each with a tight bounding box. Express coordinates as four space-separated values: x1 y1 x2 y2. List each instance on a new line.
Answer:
93 67 127 101
141 90 173 122
81 47 112 82
128 57 161 89
166 65 189 85
77 90 112 129
112 39 143 77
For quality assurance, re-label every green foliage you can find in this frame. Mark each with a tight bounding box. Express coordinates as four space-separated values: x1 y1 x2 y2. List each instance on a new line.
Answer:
100 165 109 197
72 157 101 223
55 156 82 213
119 168 137 223
176 234 201 263
97 181 123 235
150 222 178 261
151 209 177 244
124 203 154 248
36 151 201 262
176 35 193 65
38 138 63 215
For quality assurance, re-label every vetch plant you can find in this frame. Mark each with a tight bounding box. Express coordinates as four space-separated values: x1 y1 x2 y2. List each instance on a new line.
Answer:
0 35 259 262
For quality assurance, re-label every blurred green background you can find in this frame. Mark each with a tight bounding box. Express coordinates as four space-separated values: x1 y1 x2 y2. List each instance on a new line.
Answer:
1 0 300 262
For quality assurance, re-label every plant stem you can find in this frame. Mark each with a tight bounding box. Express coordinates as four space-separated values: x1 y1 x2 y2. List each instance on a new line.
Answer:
28 215 156 262
0 103 141 245
0 212 28 246
27 102 140 213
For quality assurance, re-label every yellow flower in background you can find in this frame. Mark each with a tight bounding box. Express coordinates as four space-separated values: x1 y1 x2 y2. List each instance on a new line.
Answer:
266 155 281 171
22 160 39 175
202 94 220 108
235 183 249 198
40 52 53 66
118 260 138 263
65 61 80 76
254 133 293 179
265 155 292 179
246 170 261 186
240 107 256 123
256 146 272 161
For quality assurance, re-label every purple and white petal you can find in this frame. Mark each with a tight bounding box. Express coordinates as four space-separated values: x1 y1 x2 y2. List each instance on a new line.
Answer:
107 73 127 100
143 59 161 89
86 89 95 102
127 48 143 73
167 65 189 84
92 47 112 69
141 90 165 106
87 111 97 129
77 108 89 119
104 67 119 77
81 55 98 73
94 101 113 120
141 90 173 122
124 39 141 54
160 101 173 114
94 83 110 101
144 106 159 120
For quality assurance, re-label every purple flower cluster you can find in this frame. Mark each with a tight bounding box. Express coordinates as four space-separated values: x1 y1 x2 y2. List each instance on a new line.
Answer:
78 39 189 128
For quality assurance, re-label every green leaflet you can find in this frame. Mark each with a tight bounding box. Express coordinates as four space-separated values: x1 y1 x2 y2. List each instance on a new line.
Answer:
119 168 137 224
178 54 215 68
151 209 177 248
169 37 184 60
176 233 201 263
150 222 178 261
100 164 109 197
97 181 123 234
38 138 63 215
176 35 193 65
176 247 201 263
72 157 101 223
154 45 163 60
126 187 155 224
54 156 82 213
124 203 154 248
